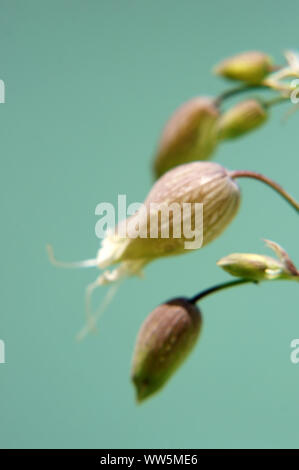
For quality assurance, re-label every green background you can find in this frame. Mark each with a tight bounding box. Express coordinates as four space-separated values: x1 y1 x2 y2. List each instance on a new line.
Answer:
0 0 298 449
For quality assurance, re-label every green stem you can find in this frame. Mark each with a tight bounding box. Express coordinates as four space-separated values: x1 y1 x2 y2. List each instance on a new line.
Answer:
230 170 299 213
263 95 289 109
189 279 257 304
215 84 270 106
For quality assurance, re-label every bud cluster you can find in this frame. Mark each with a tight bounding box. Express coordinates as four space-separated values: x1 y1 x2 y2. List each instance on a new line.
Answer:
48 48 299 404
152 50 297 178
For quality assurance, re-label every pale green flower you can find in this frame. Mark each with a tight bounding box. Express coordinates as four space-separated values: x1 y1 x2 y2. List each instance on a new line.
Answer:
218 99 268 140
214 51 273 84
217 239 299 282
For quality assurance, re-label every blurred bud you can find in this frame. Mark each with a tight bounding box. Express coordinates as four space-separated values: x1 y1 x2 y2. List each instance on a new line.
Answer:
131 298 202 402
218 99 268 140
217 253 285 280
96 162 241 284
217 239 299 282
214 51 273 84
284 50 299 71
153 97 219 178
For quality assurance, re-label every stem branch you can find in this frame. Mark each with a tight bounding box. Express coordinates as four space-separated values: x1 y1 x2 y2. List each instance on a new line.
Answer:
263 95 289 109
230 170 299 213
215 84 270 106
189 279 257 304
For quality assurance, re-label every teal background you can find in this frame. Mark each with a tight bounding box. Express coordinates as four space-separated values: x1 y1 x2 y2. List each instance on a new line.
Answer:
0 0 298 449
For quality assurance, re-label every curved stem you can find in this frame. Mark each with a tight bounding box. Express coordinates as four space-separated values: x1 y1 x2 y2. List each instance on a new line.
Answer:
230 170 299 213
215 84 270 106
263 95 289 109
262 78 292 94
189 279 257 304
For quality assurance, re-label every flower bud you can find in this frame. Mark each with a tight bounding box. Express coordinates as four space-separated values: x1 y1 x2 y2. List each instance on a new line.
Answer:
131 298 202 402
217 240 299 282
218 99 268 140
214 51 273 84
96 162 241 284
153 97 219 178
217 253 285 280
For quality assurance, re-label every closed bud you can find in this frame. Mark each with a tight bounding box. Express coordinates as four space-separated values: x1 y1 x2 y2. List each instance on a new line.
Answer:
217 253 285 280
131 298 202 402
217 239 299 282
214 51 273 84
153 97 219 178
218 99 268 140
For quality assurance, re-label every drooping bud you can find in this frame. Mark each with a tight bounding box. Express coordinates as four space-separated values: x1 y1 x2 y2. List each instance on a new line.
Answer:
48 161 241 337
217 239 299 282
153 97 219 178
131 298 202 402
218 99 268 140
214 51 273 84
96 162 241 285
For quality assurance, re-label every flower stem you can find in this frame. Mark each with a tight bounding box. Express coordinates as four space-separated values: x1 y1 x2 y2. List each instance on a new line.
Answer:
230 170 299 213
189 279 257 304
215 84 269 106
263 95 289 109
